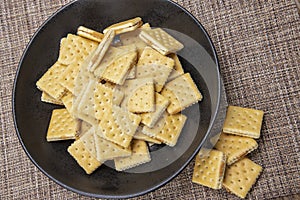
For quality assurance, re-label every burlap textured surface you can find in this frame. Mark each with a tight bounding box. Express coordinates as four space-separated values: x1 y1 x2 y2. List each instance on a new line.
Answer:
1 0 299 199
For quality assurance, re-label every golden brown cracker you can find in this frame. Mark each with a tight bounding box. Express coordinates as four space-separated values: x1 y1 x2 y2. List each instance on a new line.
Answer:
58 34 98 66
41 92 64 105
214 133 258 165
94 84 139 148
223 157 263 198
120 77 155 113
36 62 67 100
77 26 104 42
167 53 184 81
192 149 226 189
223 106 264 139
46 108 76 141
142 112 187 146
67 139 101 174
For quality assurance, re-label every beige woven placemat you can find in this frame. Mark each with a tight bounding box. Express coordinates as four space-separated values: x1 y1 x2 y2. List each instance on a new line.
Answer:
1 0 299 199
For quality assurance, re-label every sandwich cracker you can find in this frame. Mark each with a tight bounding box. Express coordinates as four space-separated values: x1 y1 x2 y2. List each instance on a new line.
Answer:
46 108 76 141
192 149 226 189
67 139 101 174
140 93 169 128
103 17 143 35
214 133 258 165
139 28 184 55
223 158 263 198
41 92 63 105
77 26 104 42
223 106 264 139
94 133 132 162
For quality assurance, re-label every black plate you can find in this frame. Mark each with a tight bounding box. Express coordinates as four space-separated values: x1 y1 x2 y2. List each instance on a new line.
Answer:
13 0 223 198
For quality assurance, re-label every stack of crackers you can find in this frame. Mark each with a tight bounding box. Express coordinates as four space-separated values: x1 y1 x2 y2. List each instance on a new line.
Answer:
192 105 264 198
36 17 203 174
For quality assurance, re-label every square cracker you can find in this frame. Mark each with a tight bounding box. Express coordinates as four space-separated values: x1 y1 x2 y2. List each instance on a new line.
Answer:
223 157 263 198
36 62 67 100
94 84 140 148
214 133 258 165
119 77 155 113
223 106 264 139
46 108 76 141
136 46 174 92
41 92 63 105
94 132 131 162
192 149 226 189
58 35 99 94
139 93 169 128
114 140 151 171
58 57 85 94
142 112 187 146
58 34 98 66
161 73 202 114
139 28 184 55
67 139 101 174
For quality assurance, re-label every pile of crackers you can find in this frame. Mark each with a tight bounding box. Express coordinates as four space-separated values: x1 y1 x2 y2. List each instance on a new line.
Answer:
192 105 264 198
36 17 203 174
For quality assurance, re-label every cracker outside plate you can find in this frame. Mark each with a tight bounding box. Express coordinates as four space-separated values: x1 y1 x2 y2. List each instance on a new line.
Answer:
223 106 264 139
214 132 258 165
192 149 226 189
223 157 263 198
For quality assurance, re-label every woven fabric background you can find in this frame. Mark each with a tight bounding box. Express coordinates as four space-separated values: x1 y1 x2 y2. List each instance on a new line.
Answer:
1 0 299 199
